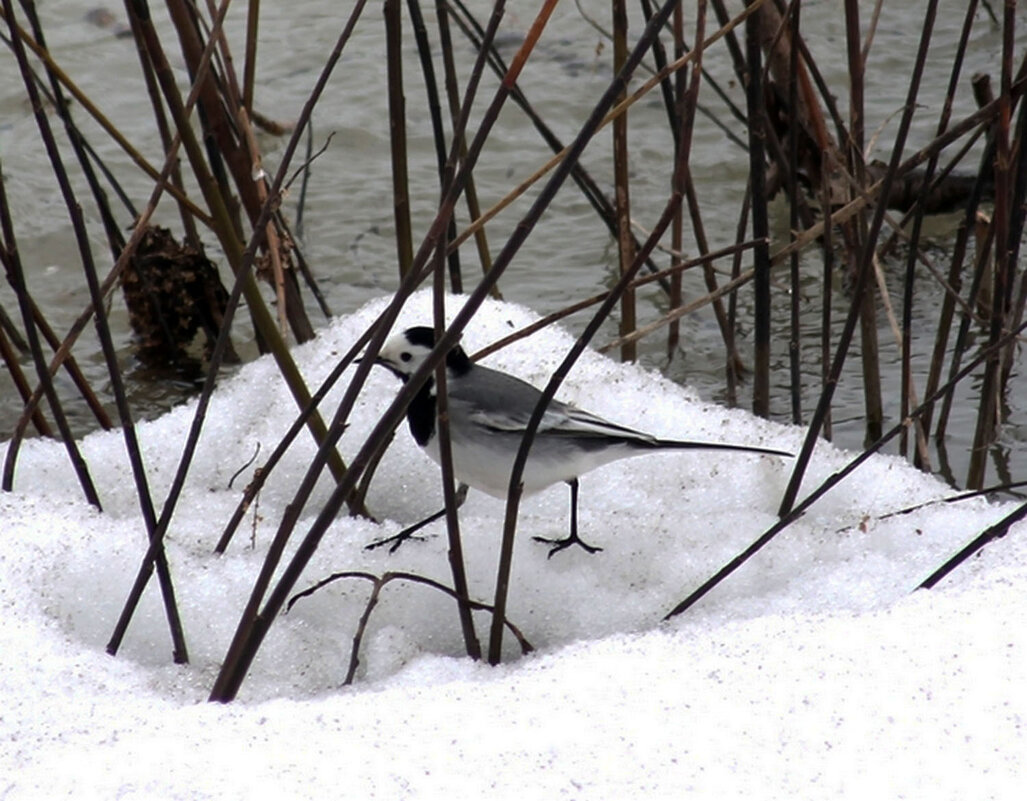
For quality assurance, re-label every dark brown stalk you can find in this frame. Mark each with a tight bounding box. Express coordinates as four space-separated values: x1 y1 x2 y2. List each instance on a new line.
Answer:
17 296 114 436
683 167 745 376
785 0 801 424
857 270 883 444
111 0 376 660
0 12 211 226
0 303 27 351
426 1 480 658
109 0 260 659
4 7 127 434
13 0 190 662
751 3 819 225
844 0 882 445
900 0 978 460
935 214 996 442
1 8 226 488
286 571 532 685
613 0 637 363
385 0 414 279
746 4 770 418
640 0 749 148
778 0 939 517
129 0 346 481
668 0 685 356
726 183 751 406
210 0 520 702
920 78 995 442
1001 127 1027 392
276 211 333 318
879 480 1027 522
666 314 1027 620
18 1 128 258
997 55 1027 383
708 0 745 80
436 0 497 296
918 501 1027 590
242 0 259 112
0 182 100 507
0 2 103 509
472 240 760 362
818 163 834 440
639 0 681 142
433 246 480 659
667 6 742 376
164 0 315 343
446 0 670 293
124 3 201 246
0 319 52 436
488 0 702 665
408 0 463 293
967 3 1016 489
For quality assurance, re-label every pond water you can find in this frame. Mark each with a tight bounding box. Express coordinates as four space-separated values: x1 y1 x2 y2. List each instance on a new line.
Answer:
0 0 1023 492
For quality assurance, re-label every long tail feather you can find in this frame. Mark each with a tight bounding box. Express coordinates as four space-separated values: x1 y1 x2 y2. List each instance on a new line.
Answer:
646 440 793 458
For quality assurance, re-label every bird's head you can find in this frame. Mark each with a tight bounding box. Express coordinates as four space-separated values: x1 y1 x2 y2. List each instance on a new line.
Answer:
374 326 471 381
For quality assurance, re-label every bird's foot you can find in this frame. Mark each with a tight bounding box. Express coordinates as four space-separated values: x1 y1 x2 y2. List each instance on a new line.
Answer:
365 526 430 554
532 532 603 558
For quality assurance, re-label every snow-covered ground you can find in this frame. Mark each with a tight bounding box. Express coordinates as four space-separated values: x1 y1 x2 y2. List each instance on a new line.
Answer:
2 293 1024 799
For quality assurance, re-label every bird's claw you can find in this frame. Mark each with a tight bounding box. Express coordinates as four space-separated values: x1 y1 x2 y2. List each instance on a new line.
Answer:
532 533 603 558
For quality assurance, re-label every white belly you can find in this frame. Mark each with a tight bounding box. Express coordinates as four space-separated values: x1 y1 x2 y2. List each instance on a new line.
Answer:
423 430 637 498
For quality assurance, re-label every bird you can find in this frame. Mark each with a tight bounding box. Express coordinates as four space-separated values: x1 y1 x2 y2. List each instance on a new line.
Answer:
367 325 791 556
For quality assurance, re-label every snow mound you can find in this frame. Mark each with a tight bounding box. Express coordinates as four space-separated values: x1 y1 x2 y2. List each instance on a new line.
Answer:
2 292 1024 799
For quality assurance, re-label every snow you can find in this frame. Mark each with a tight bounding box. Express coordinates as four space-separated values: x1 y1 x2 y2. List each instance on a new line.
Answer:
2 292 1024 799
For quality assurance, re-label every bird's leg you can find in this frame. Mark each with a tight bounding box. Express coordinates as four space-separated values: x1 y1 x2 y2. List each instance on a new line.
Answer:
366 483 469 554
533 478 603 558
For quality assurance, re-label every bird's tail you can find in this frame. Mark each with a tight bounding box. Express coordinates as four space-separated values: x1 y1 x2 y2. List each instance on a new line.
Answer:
645 439 793 458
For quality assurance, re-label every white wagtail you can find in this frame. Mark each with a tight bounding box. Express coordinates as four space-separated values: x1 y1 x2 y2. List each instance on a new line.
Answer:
368 326 791 556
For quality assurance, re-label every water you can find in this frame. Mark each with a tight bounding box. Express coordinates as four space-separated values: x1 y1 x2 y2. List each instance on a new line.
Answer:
0 0 1022 491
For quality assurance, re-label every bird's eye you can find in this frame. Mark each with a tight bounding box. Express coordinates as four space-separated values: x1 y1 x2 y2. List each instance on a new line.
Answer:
400 351 412 362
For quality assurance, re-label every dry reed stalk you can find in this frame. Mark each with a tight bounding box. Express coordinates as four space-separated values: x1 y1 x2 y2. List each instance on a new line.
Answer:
666 314 1027 621
408 0 463 293
285 571 532 685
4 0 194 662
613 0 637 363
844 0 883 445
212 0 528 701
385 0 414 280
746 7 770 418
668 0 685 356
487 0 706 664
786 0 802 425
778 0 940 517
436 0 498 297
899 0 979 460
967 1 1017 489
114 0 377 666
433 241 481 659
448 0 769 258
0 326 52 437
919 501 1027 590
0 7 211 223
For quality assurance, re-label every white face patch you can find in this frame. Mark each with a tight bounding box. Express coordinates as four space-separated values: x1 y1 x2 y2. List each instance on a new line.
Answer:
377 334 433 379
